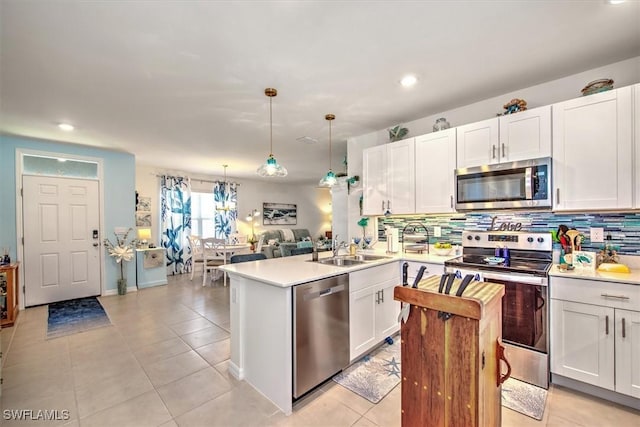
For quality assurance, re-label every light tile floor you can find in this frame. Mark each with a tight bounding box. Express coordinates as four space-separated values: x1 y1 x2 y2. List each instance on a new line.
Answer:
1 274 639 426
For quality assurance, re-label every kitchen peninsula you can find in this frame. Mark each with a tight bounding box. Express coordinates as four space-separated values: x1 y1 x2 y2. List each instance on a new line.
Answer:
218 250 453 415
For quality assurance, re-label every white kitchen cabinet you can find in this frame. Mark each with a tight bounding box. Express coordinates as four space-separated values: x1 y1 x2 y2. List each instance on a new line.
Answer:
362 139 415 216
349 262 400 361
456 106 551 169
550 276 640 398
456 117 499 168
415 129 457 213
552 86 633 211
634 83 640 208
550 300 615 390
615 309 640 398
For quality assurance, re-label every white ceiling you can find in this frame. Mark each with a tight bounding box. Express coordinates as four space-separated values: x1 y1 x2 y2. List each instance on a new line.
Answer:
1 1 639 184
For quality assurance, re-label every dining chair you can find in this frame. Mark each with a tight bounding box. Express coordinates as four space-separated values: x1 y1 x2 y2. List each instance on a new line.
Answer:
229 253 267 264
201 237 227 286
187 235 204 281
290 247 313 256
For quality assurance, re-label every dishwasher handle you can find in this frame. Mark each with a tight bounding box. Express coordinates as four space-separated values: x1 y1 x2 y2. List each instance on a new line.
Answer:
303 284 347 301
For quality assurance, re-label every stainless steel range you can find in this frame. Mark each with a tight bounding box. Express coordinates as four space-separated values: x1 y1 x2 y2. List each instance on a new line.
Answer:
445 230 552 389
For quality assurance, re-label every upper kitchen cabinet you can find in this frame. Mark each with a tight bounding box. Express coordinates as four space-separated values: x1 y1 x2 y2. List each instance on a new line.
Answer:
553 86 633 211
362 139 415 216
415 129 457 213
456 106 551 168
634 84 640 208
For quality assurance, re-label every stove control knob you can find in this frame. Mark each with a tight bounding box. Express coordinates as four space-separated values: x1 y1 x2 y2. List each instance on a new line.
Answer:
527 237 534 243
474 235 481 241
467 235 473 240
537 237 545 243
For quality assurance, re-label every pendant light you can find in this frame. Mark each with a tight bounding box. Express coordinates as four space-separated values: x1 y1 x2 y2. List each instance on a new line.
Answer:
216 164 236 211
318 114 337 187
257 88 287 177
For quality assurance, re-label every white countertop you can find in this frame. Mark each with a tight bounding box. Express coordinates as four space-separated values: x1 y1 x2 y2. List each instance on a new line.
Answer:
218 248 457 288
549 264 640 286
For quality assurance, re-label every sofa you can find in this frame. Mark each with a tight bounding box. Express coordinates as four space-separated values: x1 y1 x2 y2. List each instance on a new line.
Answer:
259 228 313 258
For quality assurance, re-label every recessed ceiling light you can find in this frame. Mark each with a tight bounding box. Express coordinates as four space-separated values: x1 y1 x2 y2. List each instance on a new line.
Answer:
606 0 625 4
58 123 74 131
400 75 417 87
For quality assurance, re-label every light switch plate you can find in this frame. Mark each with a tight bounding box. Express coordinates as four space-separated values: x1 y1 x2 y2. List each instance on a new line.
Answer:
434 226 442 238
590 227 604 243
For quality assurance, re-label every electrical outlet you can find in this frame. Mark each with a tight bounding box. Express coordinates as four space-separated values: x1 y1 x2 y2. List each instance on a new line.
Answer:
590 227 604 243
434 226 442 238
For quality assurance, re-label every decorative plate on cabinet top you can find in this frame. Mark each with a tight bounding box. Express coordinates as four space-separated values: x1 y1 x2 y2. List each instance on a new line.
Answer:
581 78 614 96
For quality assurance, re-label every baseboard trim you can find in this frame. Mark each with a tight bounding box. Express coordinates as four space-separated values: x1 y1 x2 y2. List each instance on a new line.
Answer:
551 374 640 410
102 286 138 296
228 361 244 380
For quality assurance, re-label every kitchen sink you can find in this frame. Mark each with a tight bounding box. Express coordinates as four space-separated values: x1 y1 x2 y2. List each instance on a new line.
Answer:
311 254 392 267
315 257 365 267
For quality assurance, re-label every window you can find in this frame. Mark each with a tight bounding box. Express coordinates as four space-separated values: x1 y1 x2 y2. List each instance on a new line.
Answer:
191 192 215 237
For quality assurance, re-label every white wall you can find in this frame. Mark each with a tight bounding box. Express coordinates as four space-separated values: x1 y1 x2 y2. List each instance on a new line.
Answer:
345 56 640 238
135 164 332 244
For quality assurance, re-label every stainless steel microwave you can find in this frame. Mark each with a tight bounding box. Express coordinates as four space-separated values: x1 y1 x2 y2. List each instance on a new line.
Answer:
455 157 551 210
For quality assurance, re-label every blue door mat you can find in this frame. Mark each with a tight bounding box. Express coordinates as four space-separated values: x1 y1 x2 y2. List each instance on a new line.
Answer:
47 296 111 339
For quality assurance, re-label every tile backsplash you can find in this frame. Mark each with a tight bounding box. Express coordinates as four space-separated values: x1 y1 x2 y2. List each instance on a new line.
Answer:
377 212 640 255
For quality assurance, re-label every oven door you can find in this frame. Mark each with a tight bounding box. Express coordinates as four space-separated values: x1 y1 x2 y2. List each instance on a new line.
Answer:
481 271 547 354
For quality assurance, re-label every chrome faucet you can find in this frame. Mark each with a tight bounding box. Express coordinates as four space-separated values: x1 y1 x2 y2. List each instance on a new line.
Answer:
332 234 347 257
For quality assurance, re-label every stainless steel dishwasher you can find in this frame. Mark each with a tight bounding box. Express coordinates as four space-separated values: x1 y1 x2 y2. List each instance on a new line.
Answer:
293 273 350 398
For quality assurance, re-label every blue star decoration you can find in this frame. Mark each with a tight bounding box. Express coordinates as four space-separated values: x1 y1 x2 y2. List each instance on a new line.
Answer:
383 357 401 378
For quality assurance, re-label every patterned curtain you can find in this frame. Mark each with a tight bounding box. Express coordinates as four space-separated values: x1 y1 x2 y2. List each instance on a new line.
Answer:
160 176 192 275
213 181 238 240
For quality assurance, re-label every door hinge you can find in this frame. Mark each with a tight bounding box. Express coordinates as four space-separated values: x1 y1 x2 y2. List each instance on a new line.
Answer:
481 351 485 369
22 237 24 245
20 188 23 197
23 285 25 294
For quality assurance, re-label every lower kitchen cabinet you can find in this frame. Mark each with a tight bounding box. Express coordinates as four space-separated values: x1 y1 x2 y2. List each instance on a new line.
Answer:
550 276 640 398
349 262 400 361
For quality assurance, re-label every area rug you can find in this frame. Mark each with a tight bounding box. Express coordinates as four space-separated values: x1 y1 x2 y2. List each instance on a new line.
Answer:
47 296 111 339
334 339 547 421
333 339 401 404
501 377 547 420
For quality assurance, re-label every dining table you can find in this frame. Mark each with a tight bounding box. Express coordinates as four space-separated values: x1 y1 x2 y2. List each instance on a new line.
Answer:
201 238 251 286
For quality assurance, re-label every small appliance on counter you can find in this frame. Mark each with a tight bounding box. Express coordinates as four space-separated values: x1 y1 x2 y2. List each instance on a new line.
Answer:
385 227 399 253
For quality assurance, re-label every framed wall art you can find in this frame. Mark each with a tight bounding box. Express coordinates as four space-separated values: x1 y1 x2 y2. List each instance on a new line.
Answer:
263 202 297 225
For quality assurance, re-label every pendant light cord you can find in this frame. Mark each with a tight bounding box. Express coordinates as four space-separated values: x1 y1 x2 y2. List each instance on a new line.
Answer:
329 119 332 170
269 95 273 156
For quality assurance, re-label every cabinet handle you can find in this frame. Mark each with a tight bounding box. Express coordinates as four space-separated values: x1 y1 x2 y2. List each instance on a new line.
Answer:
556 188 560 204
375 290 380 304
450 195 453 208
501 143 505 158
381 200 385 212
387 200 391 211
622 318 626 338
606 315 609 335
492 145 496 159
381 289 384 303
600 294 630 300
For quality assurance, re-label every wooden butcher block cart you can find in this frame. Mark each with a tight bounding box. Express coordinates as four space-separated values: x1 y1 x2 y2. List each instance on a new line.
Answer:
394 273 510 427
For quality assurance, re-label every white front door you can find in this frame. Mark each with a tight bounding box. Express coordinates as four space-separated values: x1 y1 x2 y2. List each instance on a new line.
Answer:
23 175 101 306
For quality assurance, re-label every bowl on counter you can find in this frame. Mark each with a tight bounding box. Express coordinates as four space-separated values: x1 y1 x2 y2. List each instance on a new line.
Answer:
433 247 453 256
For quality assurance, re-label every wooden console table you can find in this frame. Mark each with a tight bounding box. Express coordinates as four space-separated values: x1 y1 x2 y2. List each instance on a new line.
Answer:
0 262 20 327
394 275 508 427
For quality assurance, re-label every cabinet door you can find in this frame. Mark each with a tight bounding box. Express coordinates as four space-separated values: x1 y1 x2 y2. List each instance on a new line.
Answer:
456 117 499 168
415 130 456 213
634 84 640 208
552 87 633 211
550 300 615 390
350 286 377 361
387 139 415 214
375 279 401 340
499 105 551 162
615 309 640 398
362 145 388 216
